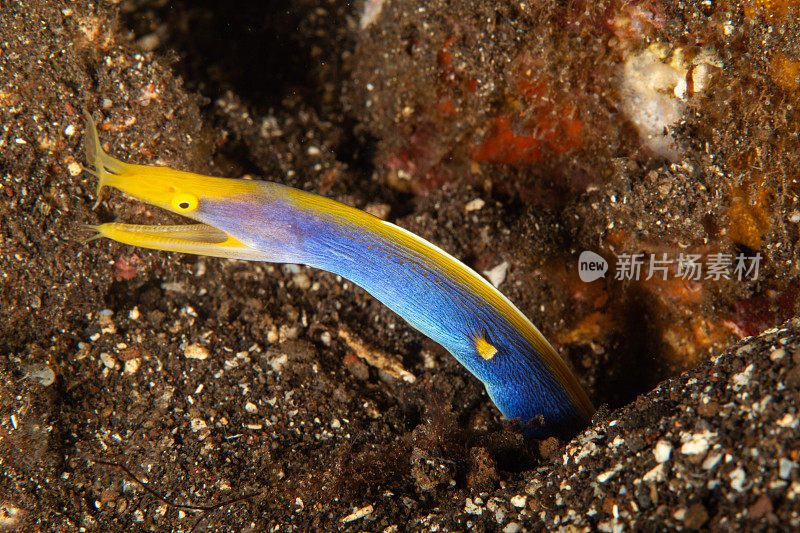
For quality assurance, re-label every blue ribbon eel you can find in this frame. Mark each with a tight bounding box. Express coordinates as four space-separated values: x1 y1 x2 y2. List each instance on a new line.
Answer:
81 112 594 438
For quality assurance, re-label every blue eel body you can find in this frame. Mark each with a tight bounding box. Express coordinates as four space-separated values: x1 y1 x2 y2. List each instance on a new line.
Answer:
187 185 593 438
85 114 594 438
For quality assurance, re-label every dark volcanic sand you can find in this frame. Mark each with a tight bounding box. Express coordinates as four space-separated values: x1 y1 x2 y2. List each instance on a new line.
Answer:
1 1 799 531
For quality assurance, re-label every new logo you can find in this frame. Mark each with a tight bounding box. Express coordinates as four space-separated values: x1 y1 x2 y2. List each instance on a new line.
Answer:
578 251 608 282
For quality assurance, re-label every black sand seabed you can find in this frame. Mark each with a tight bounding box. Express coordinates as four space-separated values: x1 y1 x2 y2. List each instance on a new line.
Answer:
1 1 799 531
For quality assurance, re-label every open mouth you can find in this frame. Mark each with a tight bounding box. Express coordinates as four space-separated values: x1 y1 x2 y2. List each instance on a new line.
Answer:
83 223 230 245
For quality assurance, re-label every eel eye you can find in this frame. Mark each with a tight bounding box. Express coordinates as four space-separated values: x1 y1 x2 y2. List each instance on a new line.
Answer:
171 193 199 212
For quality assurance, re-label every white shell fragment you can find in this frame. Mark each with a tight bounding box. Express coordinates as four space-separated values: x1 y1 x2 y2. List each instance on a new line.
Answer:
483 261 509 288
26 364 56 387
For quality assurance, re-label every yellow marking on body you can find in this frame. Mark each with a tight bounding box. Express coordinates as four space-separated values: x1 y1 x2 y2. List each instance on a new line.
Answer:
475 337 498 361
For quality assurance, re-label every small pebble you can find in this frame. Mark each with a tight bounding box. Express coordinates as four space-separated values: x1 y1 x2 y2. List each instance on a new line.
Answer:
683 503 709 529
184 344 209 360
702 453 722 471
124 359 140 374
270 353 288 373
99 352 116 369
67 161 82 176
731 364 754 391
643 463 665 483
320 331 332 346
596 467 619 483
97 309 114 325
464 498 483 515
465 198 485 212
292 273 311 289
729 467 746 491
282 264 301 275
279 324 300 342
654 440 672 463
776 414 798 428
681 433 711 456
509 494 527 508
779 458 796 480
341 504 373 522
770 348 786 361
